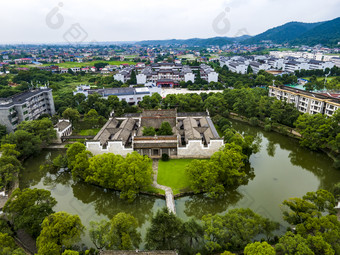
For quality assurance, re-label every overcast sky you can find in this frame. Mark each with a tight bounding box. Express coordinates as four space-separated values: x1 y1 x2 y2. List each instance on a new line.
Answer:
1 0 339 44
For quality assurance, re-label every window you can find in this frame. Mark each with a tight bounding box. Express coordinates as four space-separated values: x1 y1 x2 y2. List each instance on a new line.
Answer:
23 111 28 115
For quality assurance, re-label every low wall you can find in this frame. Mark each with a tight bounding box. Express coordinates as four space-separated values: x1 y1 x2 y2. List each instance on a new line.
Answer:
86 141 133 156
177 139 224 158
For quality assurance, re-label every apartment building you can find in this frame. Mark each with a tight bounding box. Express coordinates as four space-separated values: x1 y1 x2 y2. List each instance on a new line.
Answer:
269 85 340 116
0 88 55 132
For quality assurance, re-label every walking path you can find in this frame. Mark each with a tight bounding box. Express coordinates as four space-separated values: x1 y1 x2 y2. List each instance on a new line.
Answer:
152 160 176 214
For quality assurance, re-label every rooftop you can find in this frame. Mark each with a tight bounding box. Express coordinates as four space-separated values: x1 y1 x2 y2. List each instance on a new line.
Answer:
0 88 52 108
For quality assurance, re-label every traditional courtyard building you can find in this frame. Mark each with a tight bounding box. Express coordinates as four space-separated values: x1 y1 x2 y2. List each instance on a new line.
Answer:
86 109 224 158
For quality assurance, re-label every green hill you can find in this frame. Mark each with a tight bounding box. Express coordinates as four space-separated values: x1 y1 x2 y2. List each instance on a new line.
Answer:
243 21 323 44
136 35 251 47
292 17 340 47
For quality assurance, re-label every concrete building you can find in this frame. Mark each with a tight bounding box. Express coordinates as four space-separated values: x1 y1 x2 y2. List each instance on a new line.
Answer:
119 62 218 86
269 85 340 116
283 61 310 73
54 119 72 143
331 57 340 68
0 88 55 132
308 60 335 71
73 85 161 105
86 109 224 158
249 62 269 74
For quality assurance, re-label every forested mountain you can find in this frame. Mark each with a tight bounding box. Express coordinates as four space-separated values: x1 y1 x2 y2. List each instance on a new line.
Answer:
292 17 340 47
136 35 251 47
242 21 323 44
135 17 340 47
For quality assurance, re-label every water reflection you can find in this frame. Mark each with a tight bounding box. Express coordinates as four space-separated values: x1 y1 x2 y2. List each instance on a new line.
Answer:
71 181 157 225
183 190 244 219
266 140 276 157
231 119 339 191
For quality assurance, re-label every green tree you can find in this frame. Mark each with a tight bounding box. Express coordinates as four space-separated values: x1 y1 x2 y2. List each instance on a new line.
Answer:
331 182 340 200
83 109 106 128
108 212 141 250
275 231 314 255
62 108 80 124
128 70 137 84
4 188 57 238
84 152 153 201
303 189 336 215
145 207 183 250
17 118 56 145
0 124 7 140
0 144 22 192
247 65 253 74
72 150 92 180
296 215 340 254
281 189 337 225
157 121 173 135
89 220 111 250
0 233 26 255
202 208 278 252
186 143 250 197
244 241 275 255
36 212 85 255
62 250 79 255
1 130 42 158
66 142 86 170
294 113 333 151
142 126 156 136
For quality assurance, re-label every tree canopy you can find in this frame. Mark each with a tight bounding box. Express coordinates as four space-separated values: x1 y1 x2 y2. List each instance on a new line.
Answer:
186 143 253 197
202 208 279 252
36 212 85 255
4 188 57 238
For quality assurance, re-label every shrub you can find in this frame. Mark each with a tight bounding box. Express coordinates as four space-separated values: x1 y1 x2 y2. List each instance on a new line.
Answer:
264 124 272 132
249 117 259 126
161 153 169 161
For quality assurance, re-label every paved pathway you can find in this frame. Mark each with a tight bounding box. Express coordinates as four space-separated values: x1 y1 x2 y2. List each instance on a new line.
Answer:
152 160 176 214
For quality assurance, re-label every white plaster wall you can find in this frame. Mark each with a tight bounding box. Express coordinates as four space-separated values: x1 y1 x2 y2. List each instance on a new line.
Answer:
177 139 224 158
184 73 195 83
86 141 133 156
114 74 125 83
137 74 147 84
208 72 218 83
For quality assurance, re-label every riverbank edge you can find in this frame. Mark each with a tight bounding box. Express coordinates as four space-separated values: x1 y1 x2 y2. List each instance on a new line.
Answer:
228 112 340 165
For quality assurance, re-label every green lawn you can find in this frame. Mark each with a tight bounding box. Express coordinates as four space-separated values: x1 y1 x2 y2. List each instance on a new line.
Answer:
74 128 101 136
143 186 165 195
157 159 196 194
302 76 336 82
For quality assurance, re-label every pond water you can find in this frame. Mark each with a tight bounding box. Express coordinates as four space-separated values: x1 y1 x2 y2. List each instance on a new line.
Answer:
20 119 340 248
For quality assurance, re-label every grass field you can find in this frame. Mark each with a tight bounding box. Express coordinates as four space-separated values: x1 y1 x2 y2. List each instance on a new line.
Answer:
157 159 197 194
24 60 136 69
177 54 197 60
302 76 336 82
74 128 101 136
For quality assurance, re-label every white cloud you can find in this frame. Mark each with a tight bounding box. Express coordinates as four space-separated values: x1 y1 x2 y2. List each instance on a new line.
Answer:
0 0 339 43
